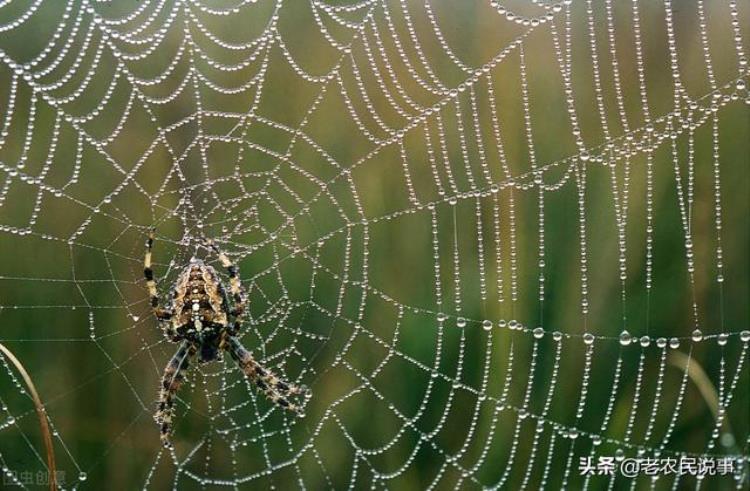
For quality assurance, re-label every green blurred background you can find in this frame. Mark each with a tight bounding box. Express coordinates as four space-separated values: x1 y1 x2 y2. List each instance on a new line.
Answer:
0 0 748 489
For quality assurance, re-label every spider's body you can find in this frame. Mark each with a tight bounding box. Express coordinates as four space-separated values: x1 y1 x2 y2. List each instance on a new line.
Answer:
166 259 229 362
144 231 306 447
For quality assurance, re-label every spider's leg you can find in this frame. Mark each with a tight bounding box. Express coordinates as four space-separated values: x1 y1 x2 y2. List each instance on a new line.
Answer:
220 289 242 337
206 239 248 319
154 341 195 447
225 336 306 414
144 229 172 321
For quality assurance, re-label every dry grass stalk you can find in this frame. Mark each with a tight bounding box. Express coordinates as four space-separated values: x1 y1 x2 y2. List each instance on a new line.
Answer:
0 342 57 491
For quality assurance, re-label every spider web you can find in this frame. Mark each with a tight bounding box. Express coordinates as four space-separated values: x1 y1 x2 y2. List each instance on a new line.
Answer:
0 0 748 488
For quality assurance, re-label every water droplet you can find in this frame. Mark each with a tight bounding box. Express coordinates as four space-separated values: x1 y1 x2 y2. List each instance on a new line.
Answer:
669 337 680 349
639 336 651 348
591 435 602 446
552 331 563 342
532 327 544 339
456 317 467 328
619 330 632 346
615 448 625 461
583 333 594 345
78 472 87 481
717 333 728 346
691 329 703 342
720 432 736 447
656 337 667 348
482 320 493 331
739 330 750 343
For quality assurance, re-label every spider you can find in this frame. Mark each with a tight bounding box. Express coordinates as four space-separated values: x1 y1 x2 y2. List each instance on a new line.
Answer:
143 230 306 447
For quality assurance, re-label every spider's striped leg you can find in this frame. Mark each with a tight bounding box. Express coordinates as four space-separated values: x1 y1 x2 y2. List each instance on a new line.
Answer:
144 229 172 322
155 341 195 447
219 290 243 337
205 239 248 319
225 336 306 414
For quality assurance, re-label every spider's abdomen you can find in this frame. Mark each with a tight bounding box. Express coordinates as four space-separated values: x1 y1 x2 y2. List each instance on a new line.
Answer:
170 260 229 338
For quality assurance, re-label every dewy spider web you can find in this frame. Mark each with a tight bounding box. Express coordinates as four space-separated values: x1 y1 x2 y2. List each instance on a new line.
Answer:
0 0 748 488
